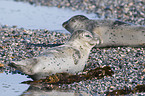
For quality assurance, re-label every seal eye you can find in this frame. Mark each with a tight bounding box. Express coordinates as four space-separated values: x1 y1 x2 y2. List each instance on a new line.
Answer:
85 35 92 38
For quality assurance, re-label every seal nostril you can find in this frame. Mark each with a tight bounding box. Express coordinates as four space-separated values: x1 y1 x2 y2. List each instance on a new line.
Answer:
62 21 69 27
62 22 66 27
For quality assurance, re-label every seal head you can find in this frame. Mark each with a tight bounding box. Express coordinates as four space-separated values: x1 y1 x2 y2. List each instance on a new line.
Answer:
63 15 89 33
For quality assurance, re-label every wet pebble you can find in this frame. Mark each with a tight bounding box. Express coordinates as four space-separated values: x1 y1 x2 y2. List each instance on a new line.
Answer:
1 0 145 95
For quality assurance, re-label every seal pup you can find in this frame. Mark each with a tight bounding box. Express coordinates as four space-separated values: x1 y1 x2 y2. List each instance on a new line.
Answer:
63 15 145 47
10 29 101 80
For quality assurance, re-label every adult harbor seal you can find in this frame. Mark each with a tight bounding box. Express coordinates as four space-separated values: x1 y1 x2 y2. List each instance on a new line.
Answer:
63 15 145 47
10 29 101 80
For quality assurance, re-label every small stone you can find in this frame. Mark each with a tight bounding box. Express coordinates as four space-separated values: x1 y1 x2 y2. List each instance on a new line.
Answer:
0 63 4 67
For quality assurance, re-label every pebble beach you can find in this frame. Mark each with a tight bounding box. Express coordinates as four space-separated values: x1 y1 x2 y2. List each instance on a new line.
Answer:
0 0 145 95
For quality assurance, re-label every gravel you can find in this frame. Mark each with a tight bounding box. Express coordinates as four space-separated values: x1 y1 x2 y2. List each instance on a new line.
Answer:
1 0 145 95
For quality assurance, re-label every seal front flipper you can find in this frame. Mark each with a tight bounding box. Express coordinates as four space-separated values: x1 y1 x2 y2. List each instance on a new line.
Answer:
113 20 134 26
72 49 81 65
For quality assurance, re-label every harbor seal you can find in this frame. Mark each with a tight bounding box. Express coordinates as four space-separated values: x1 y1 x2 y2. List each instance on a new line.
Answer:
10 29 101 80
63 15 145 47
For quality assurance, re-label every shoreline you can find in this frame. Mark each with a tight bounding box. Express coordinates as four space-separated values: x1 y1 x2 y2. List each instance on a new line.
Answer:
15 0 145 25
0 0 145 95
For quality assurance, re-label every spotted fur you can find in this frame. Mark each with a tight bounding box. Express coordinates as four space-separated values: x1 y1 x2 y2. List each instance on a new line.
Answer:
63 15 145 47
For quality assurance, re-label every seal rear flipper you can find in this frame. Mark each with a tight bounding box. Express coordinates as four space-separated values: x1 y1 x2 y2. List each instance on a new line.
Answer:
9 61 21 68
8 60 35 75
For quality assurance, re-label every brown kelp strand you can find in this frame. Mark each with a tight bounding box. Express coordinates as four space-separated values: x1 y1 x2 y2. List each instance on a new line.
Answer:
22 66 114 84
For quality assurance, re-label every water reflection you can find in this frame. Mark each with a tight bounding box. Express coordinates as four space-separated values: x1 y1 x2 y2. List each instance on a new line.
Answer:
0 0 97 95
21 85 90 96
0 71 91 96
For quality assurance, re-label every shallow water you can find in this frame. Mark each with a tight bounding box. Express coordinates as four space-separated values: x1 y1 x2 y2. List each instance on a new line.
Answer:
0 72 91 96
0 0 96 31
0 72 31 96
0 0 97 95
